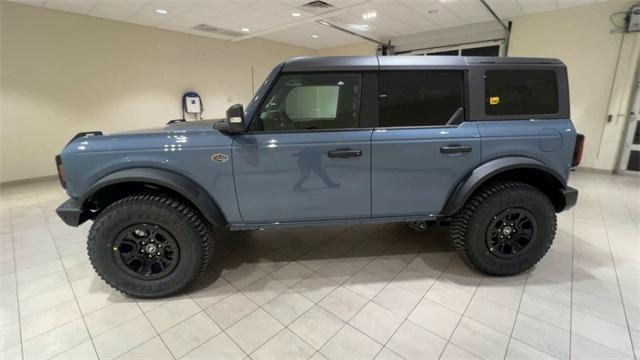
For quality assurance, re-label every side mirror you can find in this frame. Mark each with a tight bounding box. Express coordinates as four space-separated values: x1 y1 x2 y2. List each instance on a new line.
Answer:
220 104 247 133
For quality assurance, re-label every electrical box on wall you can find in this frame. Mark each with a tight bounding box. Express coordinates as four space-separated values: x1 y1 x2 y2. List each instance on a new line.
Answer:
628 5 640 32
183 92 203 114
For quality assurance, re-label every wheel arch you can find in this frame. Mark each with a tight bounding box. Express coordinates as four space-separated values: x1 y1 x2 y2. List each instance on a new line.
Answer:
442 157 568 216
80 168 227 226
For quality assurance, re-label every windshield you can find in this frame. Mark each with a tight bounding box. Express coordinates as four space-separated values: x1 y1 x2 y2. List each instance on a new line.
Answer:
244 63 284 124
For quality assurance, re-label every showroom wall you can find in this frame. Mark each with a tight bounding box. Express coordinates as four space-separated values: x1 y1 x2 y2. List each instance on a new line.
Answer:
0 2 314 183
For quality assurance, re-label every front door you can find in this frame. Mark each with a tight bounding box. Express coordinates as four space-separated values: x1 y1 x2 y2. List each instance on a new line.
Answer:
371 70 481 217
233 72 372 224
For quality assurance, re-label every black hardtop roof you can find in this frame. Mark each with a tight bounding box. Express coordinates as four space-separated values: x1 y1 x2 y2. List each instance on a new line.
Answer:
282 55 565 72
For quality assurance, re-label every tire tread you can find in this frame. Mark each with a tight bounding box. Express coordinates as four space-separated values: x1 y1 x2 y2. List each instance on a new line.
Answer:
87 192 213 297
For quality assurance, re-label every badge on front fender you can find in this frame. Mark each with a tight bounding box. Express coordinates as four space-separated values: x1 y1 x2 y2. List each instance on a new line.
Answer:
211 153 229 163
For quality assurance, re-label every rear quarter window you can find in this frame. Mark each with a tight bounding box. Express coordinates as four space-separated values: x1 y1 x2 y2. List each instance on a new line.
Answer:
485 70 559 116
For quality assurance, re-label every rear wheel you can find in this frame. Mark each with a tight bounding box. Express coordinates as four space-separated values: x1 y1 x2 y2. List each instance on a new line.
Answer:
88 193 213 298
450 182 556 275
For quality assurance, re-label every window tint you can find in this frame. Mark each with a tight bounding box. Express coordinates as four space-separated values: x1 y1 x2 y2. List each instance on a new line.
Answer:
461 45 499 57
379 71 464 127
428 50 459 56
255 73 361 131
485 70 558 116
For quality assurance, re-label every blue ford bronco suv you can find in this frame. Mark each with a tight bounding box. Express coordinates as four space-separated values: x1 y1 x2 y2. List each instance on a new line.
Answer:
55 56 583 298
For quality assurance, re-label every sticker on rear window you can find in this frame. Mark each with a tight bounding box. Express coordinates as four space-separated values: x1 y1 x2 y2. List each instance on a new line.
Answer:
489 96 500 105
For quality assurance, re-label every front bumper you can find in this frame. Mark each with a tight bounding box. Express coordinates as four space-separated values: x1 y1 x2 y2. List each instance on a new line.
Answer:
560 186 578 211
56 198 90 227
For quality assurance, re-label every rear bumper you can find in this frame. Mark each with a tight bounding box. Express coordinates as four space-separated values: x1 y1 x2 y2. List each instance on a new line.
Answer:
56 198 90 227
560 186 578 211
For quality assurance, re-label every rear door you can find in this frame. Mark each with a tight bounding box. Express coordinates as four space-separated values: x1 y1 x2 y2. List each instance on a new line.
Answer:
232 72 374 224
371 70 481 217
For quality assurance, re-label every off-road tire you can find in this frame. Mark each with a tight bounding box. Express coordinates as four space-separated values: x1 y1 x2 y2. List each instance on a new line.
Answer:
450 182 556 275
88 193 213 298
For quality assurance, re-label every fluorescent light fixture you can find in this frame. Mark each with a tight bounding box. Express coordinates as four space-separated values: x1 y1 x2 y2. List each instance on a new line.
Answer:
362 11 376 20
156 8 168 15
291 12 301 17
241 27 250 32
317 20 330 26
311 34 319 38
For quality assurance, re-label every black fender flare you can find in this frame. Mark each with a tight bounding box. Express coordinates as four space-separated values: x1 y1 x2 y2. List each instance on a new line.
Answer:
442 157 567 216
80 168 227 226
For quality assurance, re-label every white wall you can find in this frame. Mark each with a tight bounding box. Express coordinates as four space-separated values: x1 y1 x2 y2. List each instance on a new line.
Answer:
0 2 313 182
318 0 640 171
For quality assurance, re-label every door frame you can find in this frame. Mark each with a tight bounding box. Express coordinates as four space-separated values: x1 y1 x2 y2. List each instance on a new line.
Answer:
616 71 640 175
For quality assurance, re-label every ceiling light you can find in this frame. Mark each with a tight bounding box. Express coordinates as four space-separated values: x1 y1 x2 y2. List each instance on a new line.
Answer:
427 9 438 14
291 12 301 17
156 9 168 15
241 28 250 32
362 11 376 20
311 34 319 38
349 24 369 31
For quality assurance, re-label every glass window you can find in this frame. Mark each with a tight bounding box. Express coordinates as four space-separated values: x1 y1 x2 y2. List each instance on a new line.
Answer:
428 50 459 56
461 45 500 57
485 70 559 116
379 71 464 127
255 73 361 131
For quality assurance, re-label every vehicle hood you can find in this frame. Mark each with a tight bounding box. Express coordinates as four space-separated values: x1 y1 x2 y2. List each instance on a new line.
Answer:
112 119 223 135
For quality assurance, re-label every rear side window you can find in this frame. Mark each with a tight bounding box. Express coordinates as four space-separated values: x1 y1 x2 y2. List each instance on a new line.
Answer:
485 70 559 116
379 71 464 127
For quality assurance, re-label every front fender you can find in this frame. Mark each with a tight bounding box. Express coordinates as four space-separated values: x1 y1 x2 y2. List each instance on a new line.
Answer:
80 168 227 226
442 156 568 216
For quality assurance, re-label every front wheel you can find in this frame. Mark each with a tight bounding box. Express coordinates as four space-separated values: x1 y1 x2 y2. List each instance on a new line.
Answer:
450 182 556 276
88 193 213 298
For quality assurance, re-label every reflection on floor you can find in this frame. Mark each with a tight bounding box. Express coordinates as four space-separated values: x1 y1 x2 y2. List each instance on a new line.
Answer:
0 170 638 360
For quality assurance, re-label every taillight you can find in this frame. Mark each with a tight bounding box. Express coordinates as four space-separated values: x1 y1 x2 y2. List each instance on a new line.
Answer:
55 155 66 189
572 134 584 167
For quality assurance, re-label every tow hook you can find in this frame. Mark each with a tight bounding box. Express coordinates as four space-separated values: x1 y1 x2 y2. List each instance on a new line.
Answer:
406 221 428 232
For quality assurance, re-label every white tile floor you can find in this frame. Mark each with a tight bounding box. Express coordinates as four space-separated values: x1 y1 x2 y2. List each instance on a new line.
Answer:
0 170 638 360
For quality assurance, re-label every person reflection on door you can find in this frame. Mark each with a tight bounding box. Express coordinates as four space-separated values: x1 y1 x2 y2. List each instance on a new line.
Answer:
292 148 340 192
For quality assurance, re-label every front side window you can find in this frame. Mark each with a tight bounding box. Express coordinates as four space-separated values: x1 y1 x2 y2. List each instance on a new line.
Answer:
255 73 361 131
379 71 464 127
485 70 559 116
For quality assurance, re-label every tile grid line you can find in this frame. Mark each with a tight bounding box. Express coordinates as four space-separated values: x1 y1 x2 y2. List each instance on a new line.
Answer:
569 207 576 360
244 226 400 359
133 303 178 360
368 253 459 360
500 269 531 360
44 212 101 360
8 206 25 360
179 227 375 359
436 269 483 360
306 227 449 358
221 226 406 359
595 177 638 360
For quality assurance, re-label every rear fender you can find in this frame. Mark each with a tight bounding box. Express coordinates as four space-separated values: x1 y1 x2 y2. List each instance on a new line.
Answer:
442 157 568 215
